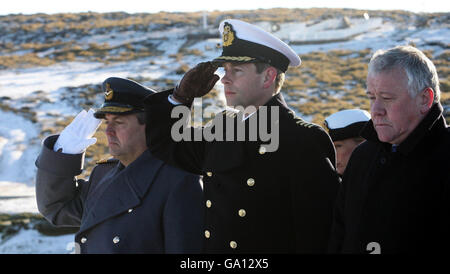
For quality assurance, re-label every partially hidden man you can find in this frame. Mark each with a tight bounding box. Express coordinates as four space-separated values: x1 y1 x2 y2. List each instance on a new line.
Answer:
325 109 371 176
144 19 340 253
35 77 204 254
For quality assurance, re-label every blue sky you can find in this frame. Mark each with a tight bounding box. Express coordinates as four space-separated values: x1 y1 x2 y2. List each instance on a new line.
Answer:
1 0 448 15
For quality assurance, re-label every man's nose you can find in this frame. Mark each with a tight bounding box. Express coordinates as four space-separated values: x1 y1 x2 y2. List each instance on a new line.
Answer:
221 72 231 85
105 124 115 136
371 98 386 117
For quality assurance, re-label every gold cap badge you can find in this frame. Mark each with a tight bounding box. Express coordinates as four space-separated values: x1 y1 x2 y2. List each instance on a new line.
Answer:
105 83 114 100
222 22 235 47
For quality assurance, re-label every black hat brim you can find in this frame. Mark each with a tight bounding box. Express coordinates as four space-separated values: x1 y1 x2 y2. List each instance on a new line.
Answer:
212 55 257 65
93 102 142 119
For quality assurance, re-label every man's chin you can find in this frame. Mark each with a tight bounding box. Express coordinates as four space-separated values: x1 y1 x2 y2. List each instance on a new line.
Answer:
376 131 397 144
108 147 120 157
225 99 234 107
376 134 389 143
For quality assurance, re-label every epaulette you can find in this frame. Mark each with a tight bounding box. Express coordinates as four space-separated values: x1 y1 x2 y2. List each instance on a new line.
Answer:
96 158 119 165
290 111 320 129
295 118 317 129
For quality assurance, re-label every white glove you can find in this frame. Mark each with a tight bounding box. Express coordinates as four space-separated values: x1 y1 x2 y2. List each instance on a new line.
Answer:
54 109 102 154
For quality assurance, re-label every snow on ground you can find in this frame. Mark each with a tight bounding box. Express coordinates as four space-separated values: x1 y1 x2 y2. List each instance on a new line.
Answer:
0 59 168 100
0 229 74 254
272 18 385 42
0 182 36 213
0 110 40 213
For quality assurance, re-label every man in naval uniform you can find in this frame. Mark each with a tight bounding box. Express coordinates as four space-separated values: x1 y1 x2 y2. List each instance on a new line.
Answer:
324 109 371 176
144 19 340 253
35 77 204 254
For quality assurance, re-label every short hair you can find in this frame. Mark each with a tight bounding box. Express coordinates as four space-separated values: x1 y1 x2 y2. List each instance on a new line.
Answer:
368 45 440 103
254 62 285 94
135 112 146 125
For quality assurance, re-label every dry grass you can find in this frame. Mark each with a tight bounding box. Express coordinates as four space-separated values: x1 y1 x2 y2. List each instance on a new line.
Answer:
284 49 372 125
0 53 55 69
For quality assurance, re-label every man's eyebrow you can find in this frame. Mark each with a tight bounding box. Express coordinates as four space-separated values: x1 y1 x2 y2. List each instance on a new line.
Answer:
228 63 246 68
379 91 395 95
106 115 122 121
365 90 396 97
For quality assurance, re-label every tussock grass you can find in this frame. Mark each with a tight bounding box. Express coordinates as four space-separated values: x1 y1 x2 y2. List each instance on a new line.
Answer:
285 49 372 125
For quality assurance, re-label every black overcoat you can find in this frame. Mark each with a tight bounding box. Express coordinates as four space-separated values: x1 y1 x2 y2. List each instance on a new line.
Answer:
144 90 340 253
329 103 450 253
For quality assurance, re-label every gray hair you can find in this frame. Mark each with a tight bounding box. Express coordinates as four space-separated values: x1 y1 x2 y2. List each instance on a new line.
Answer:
368 45 440 103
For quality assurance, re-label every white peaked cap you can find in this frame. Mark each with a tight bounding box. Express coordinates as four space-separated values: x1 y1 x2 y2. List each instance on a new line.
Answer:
325 109 371 141
213 19 301 72
325 109 371 130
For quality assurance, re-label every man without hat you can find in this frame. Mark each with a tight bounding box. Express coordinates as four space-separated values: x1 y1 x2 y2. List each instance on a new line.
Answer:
325 109 371 176
35 77 204 253
329 45 450 253
144 19 340 253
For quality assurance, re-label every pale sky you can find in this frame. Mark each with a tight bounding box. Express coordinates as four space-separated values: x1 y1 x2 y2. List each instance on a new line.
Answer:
0 0 448 15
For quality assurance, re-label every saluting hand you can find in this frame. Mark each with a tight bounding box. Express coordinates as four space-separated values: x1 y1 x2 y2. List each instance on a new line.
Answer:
54 109 102 154
172 62 220 105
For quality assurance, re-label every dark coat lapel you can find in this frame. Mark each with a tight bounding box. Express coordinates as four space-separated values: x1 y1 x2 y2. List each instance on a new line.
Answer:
78 150 164 234
203 93 289 172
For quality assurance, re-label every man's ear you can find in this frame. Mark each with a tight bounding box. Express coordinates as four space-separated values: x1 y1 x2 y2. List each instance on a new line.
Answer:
419 87 434 114
262 66 277 89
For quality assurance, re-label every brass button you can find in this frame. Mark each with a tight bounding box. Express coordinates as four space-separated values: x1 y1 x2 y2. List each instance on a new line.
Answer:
230 241 237 249
206 200 212 208
206 172 213 177
238 209 246 217
247 178 255 187
113 236 120 244
205 230 211 239
259 146 266 154
80 237 87 244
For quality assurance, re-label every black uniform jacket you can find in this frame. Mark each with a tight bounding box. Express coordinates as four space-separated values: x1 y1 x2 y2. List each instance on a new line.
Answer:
35 135 204 254
144 89 340 253
329 103 450 253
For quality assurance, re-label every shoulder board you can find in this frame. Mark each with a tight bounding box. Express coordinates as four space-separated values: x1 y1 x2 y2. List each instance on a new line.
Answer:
96 158 119 165
295 118 318 129
290 111 320 129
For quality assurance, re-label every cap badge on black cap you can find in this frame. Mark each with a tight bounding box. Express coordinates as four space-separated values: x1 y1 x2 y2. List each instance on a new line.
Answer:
105 83 114 101
223 22 235 47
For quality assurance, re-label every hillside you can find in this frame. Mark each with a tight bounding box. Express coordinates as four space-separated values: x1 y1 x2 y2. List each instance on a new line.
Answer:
0 8 449 253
